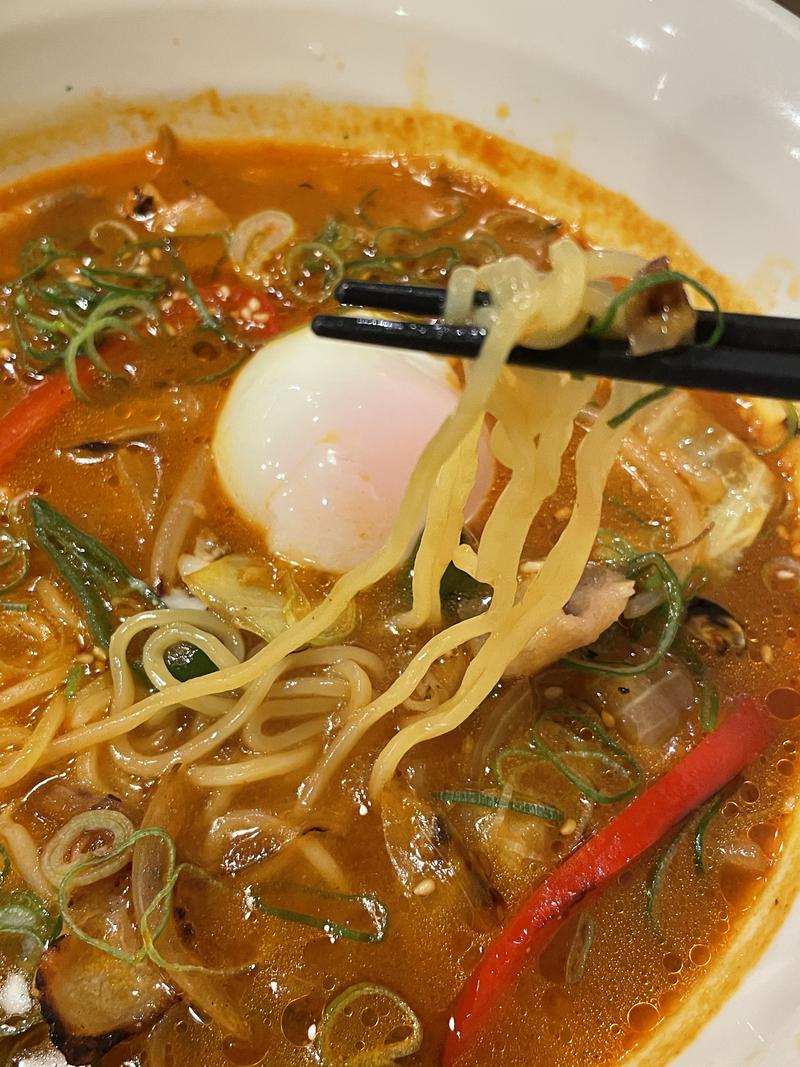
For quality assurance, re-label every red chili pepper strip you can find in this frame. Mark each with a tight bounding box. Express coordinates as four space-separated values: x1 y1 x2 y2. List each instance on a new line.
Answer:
0 373 75 476
443 697 770 1064
0 337 134 478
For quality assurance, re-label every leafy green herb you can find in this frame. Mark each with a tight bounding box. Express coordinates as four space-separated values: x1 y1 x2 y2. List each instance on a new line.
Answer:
30 498 217 682
593 528 638 566
433 788 563 825
254 883 389 944
30 498 160 649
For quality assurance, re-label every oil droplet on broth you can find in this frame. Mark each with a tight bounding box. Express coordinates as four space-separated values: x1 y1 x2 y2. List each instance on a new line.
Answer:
627 1001 660 1033
767 687 800 720
689 943 711 967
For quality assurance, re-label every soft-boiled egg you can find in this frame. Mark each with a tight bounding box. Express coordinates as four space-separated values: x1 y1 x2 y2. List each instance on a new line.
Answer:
213 328 493 573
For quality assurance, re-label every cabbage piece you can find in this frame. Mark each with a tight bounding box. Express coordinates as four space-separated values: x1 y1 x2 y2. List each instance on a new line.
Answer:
639 392 777 571
184 554 286 640
184 554 355 646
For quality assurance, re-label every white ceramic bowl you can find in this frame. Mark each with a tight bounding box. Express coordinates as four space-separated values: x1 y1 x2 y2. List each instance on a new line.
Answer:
1 1 800 1063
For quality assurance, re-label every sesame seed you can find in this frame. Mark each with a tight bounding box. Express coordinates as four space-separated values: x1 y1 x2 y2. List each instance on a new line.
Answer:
762 644 774 665
555 506 571 520
217 285 231 300
559 818 577 836
601 710 615 729
75 653 94 665
247 297 261 311
240 306 253 321
413 878 436 897
543 686 563 700
91 645 107 662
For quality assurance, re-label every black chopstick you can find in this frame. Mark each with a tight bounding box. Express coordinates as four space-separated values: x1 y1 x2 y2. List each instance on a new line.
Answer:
334 279 800 355
310 280 800 400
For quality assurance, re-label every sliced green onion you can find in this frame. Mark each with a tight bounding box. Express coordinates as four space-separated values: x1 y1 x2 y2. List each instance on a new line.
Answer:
63 663 85 700
754 401 798 457
373 226 428 259
607 387 674 430
433 788 563 825
699 677 719 733
593 528 638 566
357 187 465 232
342 256 408 278
314 216 355 252
694 794 725 875
0 890 57 948
676 636 718 733
7 235 169 398
254 883 389 943
646 832 682 936
42 809 134 889
562 552 683 677
0 602 28 612
529 710 643 805
283 242 344 304
587 269 724 348
317 982 422 1067
59 826 227 974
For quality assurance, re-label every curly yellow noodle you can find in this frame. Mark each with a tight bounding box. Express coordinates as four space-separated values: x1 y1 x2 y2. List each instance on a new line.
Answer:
0 693 66 790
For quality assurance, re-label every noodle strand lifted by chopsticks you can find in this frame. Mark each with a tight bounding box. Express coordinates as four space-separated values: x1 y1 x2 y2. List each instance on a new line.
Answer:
6 243 654 805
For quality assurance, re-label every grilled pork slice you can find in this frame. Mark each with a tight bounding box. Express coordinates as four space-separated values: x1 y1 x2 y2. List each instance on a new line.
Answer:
36 931 175 1064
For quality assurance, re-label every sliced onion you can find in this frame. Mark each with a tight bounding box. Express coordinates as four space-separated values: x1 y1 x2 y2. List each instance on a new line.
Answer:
40 810 134 889
602 665 694 747
469 679 533 780
229 209 296 277
718 835 770 874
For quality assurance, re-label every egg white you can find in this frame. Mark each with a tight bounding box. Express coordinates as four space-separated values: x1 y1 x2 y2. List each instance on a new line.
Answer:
213 328 493 573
